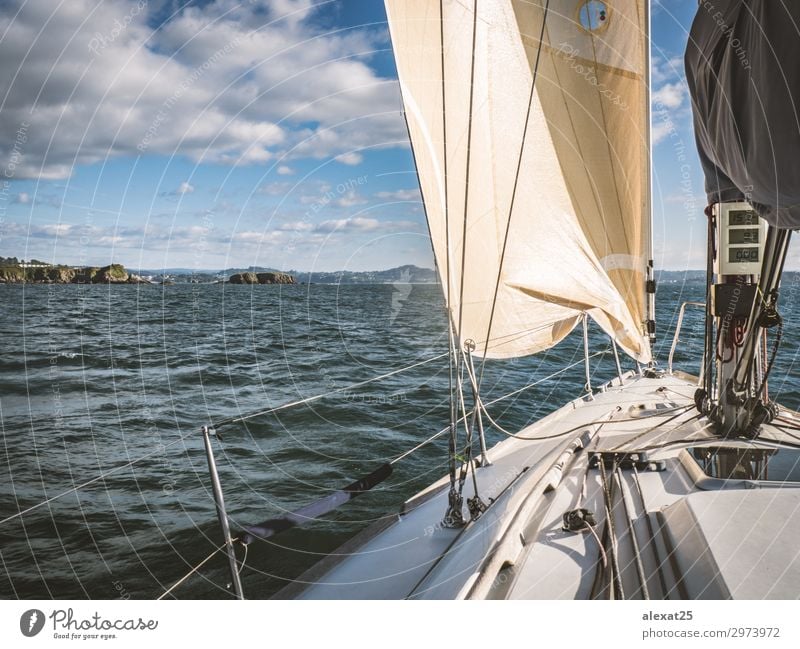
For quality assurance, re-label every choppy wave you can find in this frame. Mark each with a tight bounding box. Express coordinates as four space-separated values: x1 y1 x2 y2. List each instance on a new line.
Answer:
2 279 799 599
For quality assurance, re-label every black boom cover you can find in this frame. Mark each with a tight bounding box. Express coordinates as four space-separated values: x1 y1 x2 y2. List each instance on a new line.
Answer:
685 1 800 227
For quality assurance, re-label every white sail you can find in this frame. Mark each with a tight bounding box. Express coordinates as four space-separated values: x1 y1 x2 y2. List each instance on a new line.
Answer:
385 0 651 361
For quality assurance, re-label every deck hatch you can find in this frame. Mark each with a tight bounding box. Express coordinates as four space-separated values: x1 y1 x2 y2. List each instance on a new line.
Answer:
687 446 800 483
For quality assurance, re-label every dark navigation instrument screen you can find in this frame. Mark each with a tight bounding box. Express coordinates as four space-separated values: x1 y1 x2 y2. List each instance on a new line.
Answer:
729 209 759 226
729 228 760 244
729 247 759 263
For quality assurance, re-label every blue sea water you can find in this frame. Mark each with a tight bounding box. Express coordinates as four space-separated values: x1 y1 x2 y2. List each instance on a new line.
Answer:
2 276 800 599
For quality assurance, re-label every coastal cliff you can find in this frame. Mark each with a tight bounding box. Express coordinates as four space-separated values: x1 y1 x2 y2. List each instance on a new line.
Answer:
0 263 148 284
227 271 296 285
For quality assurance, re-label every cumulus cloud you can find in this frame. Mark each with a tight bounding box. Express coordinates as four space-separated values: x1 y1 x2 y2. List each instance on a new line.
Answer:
177 181 194 195
375 189 420 201
316 216 378 232
333 189 367 208
651 55 684 85
652 82 686 110
652 82 691 145
0 0 404 179
334 152 364 166
258 181 293 196
277 165 294 175
1 213 422 254
9 191 61 207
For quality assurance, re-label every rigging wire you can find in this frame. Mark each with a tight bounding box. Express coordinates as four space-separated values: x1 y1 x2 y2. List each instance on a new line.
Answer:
608 406 699 452
438 0 460 515
210 352 449 430
455 0 479 344
477 0 551 382
0 348 604 531
157 541 229 600
0 430 196 527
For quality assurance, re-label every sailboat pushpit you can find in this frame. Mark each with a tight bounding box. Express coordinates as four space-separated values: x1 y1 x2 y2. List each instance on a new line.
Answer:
188 1 800 600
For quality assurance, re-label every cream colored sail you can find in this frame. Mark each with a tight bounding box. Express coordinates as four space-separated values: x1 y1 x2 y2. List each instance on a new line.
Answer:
385 0 651 361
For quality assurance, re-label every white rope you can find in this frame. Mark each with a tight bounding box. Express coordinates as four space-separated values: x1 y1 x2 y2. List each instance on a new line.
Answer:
482 352 606 408
390 422 459 465
393 352 608 461
466 347 608 438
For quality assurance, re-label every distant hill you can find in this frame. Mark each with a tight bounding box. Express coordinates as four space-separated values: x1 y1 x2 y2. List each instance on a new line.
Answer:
291 264 438 284
135 264 438 284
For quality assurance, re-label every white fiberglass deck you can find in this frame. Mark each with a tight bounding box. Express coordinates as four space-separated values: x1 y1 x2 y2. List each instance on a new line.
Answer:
276 372 800 600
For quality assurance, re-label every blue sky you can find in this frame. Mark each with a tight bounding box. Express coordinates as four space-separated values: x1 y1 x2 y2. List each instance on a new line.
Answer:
0 0 767 272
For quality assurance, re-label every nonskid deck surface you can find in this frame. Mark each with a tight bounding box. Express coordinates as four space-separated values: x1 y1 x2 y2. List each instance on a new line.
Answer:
278 373 800 600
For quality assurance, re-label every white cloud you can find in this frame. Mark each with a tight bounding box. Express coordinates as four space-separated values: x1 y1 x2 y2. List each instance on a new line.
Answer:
258 181 292 196
375 189 420 201
312 216 378 233
333 189 367 208
277 221 314 232
277 165 294 176
651 80 692 145
334 152 364 166
652 119 675 146
651 54 684 86
177 181 195 195
652 82 686 110
0 0 403 179
10 191 61 207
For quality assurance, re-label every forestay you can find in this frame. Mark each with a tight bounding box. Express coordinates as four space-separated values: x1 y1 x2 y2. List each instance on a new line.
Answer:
385 0 651 361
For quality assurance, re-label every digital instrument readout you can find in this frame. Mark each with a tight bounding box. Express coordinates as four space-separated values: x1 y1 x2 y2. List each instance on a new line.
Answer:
729 247 760 263
729 228 760 244
729 209 759 226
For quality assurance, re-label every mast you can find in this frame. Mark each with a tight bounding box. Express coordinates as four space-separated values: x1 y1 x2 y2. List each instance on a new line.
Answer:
684 0 798 437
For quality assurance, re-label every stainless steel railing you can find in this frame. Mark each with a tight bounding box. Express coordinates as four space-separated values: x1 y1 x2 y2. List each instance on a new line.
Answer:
667 301 705 378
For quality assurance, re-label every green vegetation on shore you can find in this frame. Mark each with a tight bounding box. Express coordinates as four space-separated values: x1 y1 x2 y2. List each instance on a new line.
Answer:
0 258 144 284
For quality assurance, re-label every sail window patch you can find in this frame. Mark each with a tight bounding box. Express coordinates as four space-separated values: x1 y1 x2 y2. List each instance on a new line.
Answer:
578 1 610 33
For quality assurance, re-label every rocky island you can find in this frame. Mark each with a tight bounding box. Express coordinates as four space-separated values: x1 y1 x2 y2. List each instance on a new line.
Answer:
0 259 149 284
227 271 296 285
